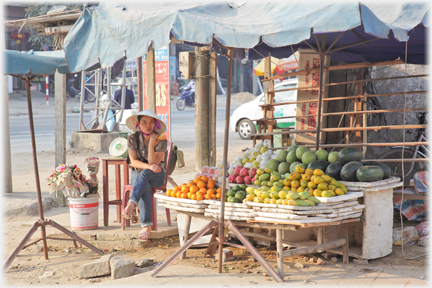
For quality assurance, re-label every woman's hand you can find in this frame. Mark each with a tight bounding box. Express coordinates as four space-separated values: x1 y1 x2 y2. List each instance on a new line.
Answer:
149 164 162 173
148 133 160 148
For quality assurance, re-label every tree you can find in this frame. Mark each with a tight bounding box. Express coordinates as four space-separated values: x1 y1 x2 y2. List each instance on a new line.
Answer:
24 3 83 51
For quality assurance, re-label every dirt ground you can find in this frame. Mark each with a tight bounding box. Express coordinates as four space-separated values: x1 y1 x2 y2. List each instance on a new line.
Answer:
3 144 429 286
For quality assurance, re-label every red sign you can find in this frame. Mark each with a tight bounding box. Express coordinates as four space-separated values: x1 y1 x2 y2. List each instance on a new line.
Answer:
142 46 171 141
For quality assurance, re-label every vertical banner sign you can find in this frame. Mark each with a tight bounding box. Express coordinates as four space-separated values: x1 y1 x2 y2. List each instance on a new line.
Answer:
295 49 328 144
142 46 171 141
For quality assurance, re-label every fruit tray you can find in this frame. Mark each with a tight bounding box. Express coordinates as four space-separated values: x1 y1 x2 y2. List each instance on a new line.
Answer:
315 191 363 203
155 194 209 213
339 177 401 190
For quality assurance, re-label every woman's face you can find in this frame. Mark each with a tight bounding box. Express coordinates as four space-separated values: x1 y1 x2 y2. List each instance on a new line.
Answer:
139 116 156 135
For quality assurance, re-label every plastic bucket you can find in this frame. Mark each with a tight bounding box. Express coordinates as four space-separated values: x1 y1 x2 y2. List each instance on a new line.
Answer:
68 194 99 230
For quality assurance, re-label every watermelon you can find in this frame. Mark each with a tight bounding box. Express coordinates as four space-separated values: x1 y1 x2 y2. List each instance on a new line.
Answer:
325 161 344 180
307 160 329 171
362 161 392 179
356 166 384 182
338 147 363 164
340 161 363 181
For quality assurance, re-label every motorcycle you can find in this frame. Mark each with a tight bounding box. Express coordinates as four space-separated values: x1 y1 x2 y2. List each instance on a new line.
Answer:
66 75 81 100
176 80 195 111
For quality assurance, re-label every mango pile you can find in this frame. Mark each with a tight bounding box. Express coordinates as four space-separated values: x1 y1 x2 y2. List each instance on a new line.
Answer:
244 165 348 206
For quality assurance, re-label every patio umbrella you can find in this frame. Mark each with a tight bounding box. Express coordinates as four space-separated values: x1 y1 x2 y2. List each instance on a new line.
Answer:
254 57 279 76
3 49 103 270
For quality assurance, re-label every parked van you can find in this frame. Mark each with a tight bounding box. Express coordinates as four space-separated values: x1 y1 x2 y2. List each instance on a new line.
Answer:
230 78 298 139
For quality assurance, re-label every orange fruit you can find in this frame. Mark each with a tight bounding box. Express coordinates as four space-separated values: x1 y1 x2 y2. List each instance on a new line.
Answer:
190 185 199 193
210 194 216 199
207 179 215 189
193 177 201 184
207 188 216 195
191 194 197 200
176 191 182 198
181 186 189 193
199 187 207 194
216 187 222 194
187 192 192 199
173 186 180 192
171 190 177 197
166 189 172 197
187 181 195 187
181 192 188 199
197 181 206 189
216 192 221 199
196 194 204 201
201 175 209 183
205 194 212 200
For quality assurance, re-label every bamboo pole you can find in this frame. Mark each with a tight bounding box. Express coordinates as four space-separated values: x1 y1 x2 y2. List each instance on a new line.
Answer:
218 48 233 274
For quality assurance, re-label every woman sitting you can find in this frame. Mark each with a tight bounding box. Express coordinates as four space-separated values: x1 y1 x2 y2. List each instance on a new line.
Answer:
122 109 167 242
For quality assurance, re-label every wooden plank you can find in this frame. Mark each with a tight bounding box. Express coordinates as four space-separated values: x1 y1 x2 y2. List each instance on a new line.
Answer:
393 193 428 201
339 177 400 188
253 213 362 225
316 192 364 203
263 59 405 82
259 91 427 108
256 212 308 220
282 238 346 258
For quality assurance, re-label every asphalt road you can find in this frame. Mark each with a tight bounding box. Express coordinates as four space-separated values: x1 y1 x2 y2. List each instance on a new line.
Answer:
8 102 246 156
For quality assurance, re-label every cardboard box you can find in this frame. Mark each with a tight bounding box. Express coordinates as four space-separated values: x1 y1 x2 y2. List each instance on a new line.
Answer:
294 49 330 145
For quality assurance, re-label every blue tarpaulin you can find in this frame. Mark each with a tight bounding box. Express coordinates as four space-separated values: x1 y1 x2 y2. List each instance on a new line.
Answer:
63 2 428 72
3 50 71 75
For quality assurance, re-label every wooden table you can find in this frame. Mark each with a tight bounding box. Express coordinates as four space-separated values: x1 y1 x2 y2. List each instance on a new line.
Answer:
102 158 130 226
177 211 360 280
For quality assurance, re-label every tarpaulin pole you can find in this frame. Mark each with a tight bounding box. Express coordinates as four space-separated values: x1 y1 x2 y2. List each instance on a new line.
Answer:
218 47 233 273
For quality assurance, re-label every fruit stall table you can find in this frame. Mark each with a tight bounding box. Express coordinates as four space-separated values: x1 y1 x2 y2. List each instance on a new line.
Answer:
155 191 364 280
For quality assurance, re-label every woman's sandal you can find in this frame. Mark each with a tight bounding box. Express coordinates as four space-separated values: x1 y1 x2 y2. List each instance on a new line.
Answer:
121 210 132 220
122 203 134 220
138 229 151 242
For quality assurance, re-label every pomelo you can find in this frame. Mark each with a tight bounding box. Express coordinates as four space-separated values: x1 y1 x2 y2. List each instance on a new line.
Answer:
278 162 290 175
276 150 288 162
286 150 299 164
328 151 339 163
265 159 280 172
295 146 309 160
301 151 317 165
315 149 329 161
287 145 298 152
289 161 301 173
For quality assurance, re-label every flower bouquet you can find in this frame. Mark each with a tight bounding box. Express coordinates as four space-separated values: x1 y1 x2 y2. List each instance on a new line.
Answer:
46 164 96 198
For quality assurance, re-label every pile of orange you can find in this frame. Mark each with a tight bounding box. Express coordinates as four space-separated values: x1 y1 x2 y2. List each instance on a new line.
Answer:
166 175 222 201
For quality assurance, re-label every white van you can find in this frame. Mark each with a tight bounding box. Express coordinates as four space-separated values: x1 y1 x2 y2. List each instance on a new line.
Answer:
230 78 298 139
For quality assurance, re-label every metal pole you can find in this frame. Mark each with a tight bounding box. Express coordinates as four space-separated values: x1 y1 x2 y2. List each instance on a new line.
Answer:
137 56 143 111
25 74 48 260
218 48 233 273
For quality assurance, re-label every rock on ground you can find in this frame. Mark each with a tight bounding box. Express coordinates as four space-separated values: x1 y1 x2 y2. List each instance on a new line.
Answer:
79 254 112 279
110 256 135 279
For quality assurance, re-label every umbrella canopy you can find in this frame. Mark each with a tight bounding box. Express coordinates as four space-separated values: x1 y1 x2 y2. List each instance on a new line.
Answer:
64 2 428 72
3 50 71 75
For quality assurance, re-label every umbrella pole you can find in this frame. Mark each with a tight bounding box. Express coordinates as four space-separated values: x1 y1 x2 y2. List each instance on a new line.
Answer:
24 73 49 260
218 48 233 273
4 74 104 270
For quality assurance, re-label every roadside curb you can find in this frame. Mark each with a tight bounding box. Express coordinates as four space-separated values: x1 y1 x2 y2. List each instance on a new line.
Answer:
4 197 56 217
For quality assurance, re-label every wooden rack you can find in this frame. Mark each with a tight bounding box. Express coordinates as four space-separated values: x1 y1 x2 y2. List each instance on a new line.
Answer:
250 58 428 164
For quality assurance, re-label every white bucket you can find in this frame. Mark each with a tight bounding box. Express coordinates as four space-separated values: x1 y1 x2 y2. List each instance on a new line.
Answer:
68 194 100 230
